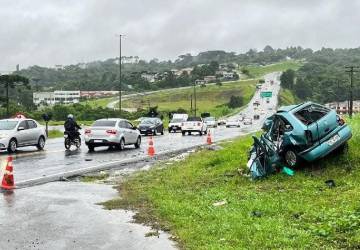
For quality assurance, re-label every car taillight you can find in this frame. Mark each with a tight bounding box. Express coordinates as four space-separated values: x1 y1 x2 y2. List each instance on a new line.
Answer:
337 115 345 126
85 129 91 134
106 129 117 135
197 122 201 126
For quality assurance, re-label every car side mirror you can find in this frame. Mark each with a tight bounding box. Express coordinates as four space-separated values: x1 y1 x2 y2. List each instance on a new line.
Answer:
18 127 25 131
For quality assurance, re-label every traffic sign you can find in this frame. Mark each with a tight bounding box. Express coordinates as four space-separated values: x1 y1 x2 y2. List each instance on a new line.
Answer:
260 91 272 98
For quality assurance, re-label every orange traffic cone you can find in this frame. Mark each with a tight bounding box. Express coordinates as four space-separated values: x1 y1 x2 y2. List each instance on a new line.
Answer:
207 130 212 145
1 156 15 190
148 136 155 157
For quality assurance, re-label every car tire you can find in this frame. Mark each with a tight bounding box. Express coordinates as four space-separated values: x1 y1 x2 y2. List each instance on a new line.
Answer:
153 129 157 136
134 136 141 149
7 139 17 153
284 149 299 167
161 129 164 135
119 138 125 151
36 136 46 150
182 131 185 136
204 130 207 135
168 129 172 133
199 130 202 136
88 144 95 152
188 132 191 135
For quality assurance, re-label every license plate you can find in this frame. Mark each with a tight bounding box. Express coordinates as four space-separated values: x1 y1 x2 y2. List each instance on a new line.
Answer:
94 139 103 143
327 134 340 146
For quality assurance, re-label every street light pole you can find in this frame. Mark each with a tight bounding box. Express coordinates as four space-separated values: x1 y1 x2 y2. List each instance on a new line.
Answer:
118 34 123 114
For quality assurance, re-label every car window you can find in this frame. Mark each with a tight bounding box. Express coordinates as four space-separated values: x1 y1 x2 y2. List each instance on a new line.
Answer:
187 117 201 121
18 121 29 130
294 104 330 125
125 121 133 129
27 120 37 129
118 121 127 128
0 120 18 130
93 120 117 127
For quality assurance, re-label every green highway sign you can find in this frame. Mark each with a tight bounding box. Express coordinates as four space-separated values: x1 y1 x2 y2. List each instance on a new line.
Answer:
260 91 272 98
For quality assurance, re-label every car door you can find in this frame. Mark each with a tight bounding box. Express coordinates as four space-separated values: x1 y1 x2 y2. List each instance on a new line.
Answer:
125 121 137 143
26 120 39 144
119 121 131 144
16 120 30 145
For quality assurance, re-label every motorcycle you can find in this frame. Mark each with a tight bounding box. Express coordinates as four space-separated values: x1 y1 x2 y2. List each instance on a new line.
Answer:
64 130 81 150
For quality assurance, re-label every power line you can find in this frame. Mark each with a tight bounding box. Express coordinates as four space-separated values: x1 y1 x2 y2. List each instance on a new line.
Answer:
345 66 360 118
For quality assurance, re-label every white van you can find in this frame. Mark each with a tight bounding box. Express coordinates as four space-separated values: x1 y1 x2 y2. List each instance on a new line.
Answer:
168 113 188 133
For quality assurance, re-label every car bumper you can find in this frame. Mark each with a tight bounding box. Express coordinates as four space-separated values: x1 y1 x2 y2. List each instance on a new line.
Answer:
169 125 181 131
85 136 120 146
301 125 352 162
139 128 155 134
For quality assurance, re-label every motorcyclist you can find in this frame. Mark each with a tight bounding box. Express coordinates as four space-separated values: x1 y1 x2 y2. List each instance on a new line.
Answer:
64 114 81 139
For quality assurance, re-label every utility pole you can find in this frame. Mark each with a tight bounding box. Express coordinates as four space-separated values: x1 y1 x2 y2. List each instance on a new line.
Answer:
190 94 193 114
193 81 197 116
118 34 124 114
345 66 359 118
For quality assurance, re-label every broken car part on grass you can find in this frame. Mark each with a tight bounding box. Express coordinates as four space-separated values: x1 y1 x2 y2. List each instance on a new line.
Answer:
248 102 352 179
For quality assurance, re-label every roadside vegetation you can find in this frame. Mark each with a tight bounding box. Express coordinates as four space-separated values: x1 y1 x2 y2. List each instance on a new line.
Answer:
122 79 256 118
47 130 63 138
244 60 303 78
278 88 301 106
102 116 360 249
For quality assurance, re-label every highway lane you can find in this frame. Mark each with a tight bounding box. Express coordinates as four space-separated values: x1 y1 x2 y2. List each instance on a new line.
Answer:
7 72 281 185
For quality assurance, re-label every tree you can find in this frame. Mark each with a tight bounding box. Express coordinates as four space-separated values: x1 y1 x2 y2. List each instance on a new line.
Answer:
0 75 29 117
280 69 295 89
228 95 243 108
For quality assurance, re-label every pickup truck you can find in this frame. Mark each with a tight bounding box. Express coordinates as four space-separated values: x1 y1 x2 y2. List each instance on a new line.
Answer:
181 117 208 136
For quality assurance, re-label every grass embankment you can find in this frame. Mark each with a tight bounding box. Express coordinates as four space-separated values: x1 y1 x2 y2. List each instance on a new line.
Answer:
79 97 116 108
278 88 302 106
47 130 63 138
123 79 257 118
247 60 303 79
103 116 360 249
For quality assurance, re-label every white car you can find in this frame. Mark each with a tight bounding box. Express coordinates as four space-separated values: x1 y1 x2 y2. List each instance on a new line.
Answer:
0 118 47 153
204 117 217 128
84 118 141 152
181 117 208 136
225 118 241 128
243 118 253 125
168 118 186 133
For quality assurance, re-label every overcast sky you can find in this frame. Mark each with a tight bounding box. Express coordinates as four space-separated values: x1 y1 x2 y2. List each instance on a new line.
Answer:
1 0 359 71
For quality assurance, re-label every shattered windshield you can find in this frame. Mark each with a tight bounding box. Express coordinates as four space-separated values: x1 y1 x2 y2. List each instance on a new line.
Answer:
294 104 330 125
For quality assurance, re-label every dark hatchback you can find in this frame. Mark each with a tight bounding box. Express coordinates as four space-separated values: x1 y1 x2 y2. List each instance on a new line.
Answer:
138 117 164 135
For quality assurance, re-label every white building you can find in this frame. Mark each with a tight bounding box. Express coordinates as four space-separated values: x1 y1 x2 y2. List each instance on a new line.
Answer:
141 72 156 83
33 92 55 105
33 91 81 105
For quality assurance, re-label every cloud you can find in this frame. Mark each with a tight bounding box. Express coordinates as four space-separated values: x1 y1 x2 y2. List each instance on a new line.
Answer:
0 0 359 71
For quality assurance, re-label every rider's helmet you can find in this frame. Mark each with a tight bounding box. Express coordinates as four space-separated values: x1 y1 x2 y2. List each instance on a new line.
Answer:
67 114 74 120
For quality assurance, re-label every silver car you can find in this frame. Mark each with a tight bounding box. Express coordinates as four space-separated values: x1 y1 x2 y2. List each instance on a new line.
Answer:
0 118 47 153
84 118 141 152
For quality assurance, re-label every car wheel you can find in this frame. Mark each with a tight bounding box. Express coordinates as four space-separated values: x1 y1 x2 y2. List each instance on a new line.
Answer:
36 136 46 150
119 138 125 151
182 131 185 136
161 129 164 135
204 130 207 135
168 129 172 133
88 144 95 152
134 136 141 149
153 129 157 136
7 139 17 153
199 130 202 136
284 149 299 167
188 132 191 135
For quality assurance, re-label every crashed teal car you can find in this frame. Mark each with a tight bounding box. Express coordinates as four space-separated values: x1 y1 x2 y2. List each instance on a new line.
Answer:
248 102 352 178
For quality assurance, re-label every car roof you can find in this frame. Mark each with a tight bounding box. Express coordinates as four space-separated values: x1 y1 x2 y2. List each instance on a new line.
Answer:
96 118 126 122
0 118 32 122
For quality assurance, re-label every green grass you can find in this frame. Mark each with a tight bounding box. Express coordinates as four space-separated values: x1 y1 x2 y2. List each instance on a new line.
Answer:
47 130 63 138
79 97 116 108
247 60 303 78
123 79 257 118
102 115 360 249
278 88 302 106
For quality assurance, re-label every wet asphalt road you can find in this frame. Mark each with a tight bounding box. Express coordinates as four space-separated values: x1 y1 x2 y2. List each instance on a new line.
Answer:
6 72 281 186
0 182 176 250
